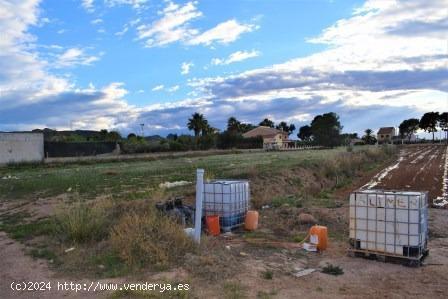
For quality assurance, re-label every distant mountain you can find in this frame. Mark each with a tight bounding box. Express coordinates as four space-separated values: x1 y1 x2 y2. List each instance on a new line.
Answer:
31 128 102 141
144 135 164 142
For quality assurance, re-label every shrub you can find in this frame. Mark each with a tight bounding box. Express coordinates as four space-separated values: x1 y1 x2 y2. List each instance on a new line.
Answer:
271 195 302 208
222 282 248 299
53 200 112 243
197 135 216 150
261 270 273 280
120 140 170 154
168 140 188 151
321 263 344 275
216 132 263 149
110 209 195 268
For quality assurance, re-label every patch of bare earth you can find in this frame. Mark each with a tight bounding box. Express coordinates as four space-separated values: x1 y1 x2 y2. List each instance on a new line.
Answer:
0 231 121 299
370 144 446 201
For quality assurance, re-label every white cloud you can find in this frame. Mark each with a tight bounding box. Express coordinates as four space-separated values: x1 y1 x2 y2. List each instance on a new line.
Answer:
57 29 65 34
137 89 144 93
38 17 50 27
115 25 129 36
211 50 260 66
285 113 313 123
82 0 94 13
188 19 258 46
55 48 102 68
152 84 165 91
167 85 180 92
136 1 258 48
105 0 149 9
181 62 193 75
91 18 103 25
136 1 202 47
0 1 135 132
190 0 448 114
115 18 141 37
2 0 447 136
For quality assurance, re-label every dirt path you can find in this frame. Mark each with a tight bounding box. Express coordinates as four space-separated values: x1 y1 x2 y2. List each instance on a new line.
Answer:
0 231 122 299
0 232 75 299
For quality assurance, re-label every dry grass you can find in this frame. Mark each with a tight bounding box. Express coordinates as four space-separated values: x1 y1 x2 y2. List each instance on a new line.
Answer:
53 199 114 243
110 209 195 269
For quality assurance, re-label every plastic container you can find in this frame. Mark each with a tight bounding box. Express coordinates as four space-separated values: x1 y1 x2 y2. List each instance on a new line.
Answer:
349 190 428 258
206 215 220 236
310 225 328 251
203 180 250 232
245 210 259 231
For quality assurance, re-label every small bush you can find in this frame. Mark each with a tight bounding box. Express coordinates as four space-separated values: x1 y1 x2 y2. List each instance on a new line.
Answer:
292 232 308 243
110 209 195 268
261 270 273 280
223 282 248 299
321 263 344 276
271 195 302 208
53 200 112 243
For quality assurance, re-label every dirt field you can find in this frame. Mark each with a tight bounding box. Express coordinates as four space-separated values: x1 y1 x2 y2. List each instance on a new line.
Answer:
1 145 447 298
362 144 447 201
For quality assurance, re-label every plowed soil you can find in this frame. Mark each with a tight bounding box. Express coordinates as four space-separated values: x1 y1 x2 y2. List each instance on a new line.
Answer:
362 144 447 201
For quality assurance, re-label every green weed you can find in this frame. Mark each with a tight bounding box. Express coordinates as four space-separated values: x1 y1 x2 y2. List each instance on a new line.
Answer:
261 270 273 280
223 282 248 299
321 263 344 276
271 195 302 208
0 213 54 241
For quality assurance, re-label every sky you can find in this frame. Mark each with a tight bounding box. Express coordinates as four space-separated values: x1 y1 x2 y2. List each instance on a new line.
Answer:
0 0 447 137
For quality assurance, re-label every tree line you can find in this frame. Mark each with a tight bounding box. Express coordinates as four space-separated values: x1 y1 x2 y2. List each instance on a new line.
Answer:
358 111 447 145
37 110 447 154
398 112 447 142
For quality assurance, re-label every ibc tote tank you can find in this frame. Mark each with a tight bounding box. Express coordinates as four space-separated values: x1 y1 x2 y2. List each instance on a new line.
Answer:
349 190 428 260
203 180 250 232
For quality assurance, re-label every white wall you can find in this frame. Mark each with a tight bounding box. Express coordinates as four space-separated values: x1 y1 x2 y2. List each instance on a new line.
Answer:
0 133 44 164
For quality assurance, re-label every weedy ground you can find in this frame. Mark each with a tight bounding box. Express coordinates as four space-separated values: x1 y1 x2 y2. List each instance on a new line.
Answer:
0 145 398 298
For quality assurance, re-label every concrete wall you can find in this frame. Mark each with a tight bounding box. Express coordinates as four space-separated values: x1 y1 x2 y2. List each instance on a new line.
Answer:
0 133 44 164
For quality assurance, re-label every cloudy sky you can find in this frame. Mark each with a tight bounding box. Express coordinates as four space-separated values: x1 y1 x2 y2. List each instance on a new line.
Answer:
0 0 447 137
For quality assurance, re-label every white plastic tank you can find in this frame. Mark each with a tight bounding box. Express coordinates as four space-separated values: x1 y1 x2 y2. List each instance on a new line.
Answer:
203 180 250 231
349 190 428 258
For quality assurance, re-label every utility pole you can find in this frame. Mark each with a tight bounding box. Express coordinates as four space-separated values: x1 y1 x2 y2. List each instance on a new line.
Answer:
140 123 145 137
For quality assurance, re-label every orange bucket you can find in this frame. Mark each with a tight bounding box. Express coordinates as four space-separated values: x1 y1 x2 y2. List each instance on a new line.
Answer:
206 215 220 236
245 210 259 231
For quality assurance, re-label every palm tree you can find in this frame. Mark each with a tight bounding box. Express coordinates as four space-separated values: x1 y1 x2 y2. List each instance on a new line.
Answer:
362 128 376 145
187 113 207 137
202 124 218 136
227 117 241 133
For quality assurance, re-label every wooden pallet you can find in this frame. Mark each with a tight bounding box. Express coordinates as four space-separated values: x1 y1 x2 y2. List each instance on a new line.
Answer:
347 248 429 267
